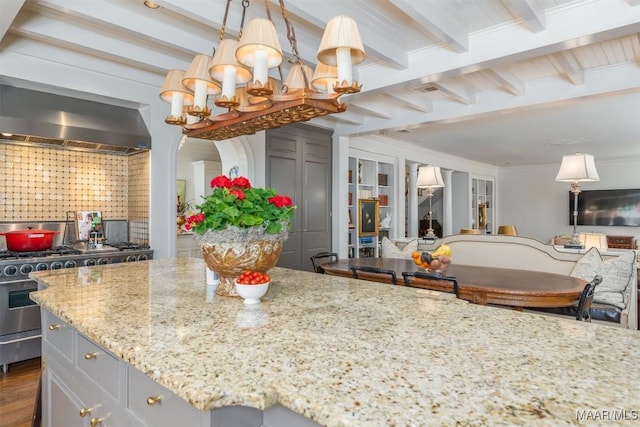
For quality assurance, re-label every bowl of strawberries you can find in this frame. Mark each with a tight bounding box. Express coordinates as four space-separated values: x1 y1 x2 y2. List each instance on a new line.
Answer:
234 271 271 304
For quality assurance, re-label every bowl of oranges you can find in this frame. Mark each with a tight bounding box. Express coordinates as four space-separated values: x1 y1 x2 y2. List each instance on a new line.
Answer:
235 271 271 304
411 244 452 273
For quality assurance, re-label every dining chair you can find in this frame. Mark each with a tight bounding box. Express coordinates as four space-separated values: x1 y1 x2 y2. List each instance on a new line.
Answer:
576 274 603 322
310 252 338 273
350 265 398 285
401 271 459 297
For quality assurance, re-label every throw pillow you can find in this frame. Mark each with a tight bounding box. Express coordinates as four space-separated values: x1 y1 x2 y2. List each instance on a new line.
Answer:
381 237 417 259
570 247 635 308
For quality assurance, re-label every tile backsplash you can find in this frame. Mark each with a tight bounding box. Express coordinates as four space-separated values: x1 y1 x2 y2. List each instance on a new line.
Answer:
0 144 149 239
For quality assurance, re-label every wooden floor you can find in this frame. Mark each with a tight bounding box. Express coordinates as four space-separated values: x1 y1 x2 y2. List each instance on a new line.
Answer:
0 358 41 427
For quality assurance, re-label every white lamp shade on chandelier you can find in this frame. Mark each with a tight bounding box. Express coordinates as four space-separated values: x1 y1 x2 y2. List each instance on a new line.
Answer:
159 69 194 121
555 153 600 182
236 18 283 86
416 165 445 188
312 63 339 93
209 38 252 101
317 15 365 86
285 64 314 90
182 54 221 113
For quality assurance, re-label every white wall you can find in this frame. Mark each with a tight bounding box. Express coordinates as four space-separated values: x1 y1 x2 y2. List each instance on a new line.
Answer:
498 158 640 243
176 139 222 206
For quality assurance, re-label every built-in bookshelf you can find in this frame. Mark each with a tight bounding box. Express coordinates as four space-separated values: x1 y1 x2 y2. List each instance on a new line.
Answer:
471 176 494 234
348 156 395 258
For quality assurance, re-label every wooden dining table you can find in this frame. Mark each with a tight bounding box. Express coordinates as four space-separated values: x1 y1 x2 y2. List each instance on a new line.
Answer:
321 257 586 309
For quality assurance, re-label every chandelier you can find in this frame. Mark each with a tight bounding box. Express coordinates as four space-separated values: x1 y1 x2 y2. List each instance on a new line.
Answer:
159 0 365 141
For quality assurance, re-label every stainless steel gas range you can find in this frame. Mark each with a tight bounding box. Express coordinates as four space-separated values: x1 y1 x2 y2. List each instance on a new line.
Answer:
0 243 153 373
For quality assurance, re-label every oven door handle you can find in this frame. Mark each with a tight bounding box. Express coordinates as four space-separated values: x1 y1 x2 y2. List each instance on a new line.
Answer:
0 333 42 345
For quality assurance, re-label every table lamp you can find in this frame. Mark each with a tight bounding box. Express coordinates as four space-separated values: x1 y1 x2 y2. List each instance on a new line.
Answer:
555 153 600 248
417 165 444 239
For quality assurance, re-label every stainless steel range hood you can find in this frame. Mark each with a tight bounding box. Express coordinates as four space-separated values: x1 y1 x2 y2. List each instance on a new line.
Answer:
0 85 151 155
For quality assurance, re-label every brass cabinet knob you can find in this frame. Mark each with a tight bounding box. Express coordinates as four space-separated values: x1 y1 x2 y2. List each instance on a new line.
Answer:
90 417 104 427
48 324 62 330
79 407 92 417
146 395 162 406
84 352 98 360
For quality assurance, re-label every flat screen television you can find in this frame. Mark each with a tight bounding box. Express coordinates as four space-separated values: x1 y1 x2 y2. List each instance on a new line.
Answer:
570 188 640 226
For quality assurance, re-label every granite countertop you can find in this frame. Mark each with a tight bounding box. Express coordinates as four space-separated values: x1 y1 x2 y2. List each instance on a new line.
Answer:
30 258 640 426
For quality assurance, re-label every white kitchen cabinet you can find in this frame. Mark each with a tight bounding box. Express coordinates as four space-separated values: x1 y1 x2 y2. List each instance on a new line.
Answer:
127 366 207 426
40 307 321 427
47 370 88 427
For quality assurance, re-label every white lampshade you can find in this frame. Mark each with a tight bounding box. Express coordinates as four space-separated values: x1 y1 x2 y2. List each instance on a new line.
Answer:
236 18 283 72
317 15 365 66
580 233 608 251
183 54 221 112
182 55 220 94
159 69 194 105
416 165 445 188
285 64 313 90
159 69 194 120
555 153 600 182
312 62 338 92
209 38 252 84
317 15 365 86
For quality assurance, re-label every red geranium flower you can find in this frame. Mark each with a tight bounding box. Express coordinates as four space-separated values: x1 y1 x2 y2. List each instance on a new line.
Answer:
211 175 232 189
190 175 296 235
187 213 204 224
231 177 251 189
229 189 246 200
268 195 293 208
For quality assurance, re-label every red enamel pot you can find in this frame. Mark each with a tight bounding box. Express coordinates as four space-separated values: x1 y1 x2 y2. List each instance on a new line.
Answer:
0 229 60 251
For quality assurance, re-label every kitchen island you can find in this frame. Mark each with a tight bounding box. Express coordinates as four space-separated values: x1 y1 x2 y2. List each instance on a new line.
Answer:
31 258 640 426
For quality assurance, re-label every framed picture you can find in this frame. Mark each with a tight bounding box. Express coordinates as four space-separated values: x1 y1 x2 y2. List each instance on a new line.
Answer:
76 210 103 241
359 199 379 236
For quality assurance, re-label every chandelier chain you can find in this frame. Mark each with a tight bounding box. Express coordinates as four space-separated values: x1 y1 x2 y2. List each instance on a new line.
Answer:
278 0 308 89
260 0 286 86
218 0 232 43
238 0 249 39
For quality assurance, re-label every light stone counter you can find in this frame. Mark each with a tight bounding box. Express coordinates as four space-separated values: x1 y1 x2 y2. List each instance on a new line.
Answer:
31 258 640 426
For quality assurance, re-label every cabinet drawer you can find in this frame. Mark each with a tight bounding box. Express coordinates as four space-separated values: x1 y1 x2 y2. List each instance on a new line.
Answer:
127 366 201 426
606 235 634 249
43 310 74 362
76 334 120 399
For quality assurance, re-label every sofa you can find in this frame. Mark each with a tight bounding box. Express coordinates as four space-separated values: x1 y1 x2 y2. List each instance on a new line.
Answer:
388 234 638 330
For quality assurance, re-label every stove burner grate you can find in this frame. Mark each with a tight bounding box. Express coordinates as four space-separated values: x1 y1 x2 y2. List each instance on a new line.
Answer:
108 242 151 251
0 245 82 259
